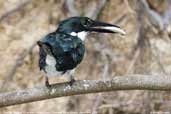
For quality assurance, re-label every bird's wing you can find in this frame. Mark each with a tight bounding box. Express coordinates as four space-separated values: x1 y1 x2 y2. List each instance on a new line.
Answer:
39 47 46 71
40 32 85 71
55 36 84 59
51 35 85 70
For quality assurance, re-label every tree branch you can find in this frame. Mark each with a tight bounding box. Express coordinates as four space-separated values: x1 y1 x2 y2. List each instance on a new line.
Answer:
0 74 171 108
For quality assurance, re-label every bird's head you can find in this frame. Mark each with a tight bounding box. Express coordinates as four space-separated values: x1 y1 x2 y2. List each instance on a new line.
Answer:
57 17 126 41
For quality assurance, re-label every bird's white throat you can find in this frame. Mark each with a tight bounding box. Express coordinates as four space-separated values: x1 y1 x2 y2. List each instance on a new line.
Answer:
70 32 87 41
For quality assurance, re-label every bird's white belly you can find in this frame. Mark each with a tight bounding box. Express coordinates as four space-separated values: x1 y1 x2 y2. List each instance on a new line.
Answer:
45 65 63 77
44 55 76 77
45 55 63 77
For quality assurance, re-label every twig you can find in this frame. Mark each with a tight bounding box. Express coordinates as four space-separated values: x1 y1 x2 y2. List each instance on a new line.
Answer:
126 48 140 74
85 0 107 19
65 0 80 17
99 102 130 109
102 64 109 82
91 94 102 114
0 0 32 22
1 43 36 90
123 0 136 14
152 45 167 74
91 63 109 114
140 0 164 30
126 0 145 74
163 0 171 32
65 0 108 19
140 0 171 32
1 74 171 108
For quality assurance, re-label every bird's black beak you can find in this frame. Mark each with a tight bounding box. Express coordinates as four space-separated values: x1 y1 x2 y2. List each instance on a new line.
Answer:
86 21 126 35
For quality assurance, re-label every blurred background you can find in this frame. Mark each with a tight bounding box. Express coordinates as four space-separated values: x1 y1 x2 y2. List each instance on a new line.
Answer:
0 0 171 113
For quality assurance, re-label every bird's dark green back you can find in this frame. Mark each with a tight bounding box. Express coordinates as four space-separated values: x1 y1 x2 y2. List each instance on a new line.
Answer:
39 32 85 71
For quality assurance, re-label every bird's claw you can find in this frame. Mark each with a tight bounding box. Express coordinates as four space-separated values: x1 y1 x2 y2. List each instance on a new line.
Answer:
45 80 51 88
69 78 75 86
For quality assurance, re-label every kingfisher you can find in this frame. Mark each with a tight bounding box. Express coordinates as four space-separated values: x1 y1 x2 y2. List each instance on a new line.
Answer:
37 17 126 87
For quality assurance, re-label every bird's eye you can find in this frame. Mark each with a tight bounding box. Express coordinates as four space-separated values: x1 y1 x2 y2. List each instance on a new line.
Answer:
82 18 92 27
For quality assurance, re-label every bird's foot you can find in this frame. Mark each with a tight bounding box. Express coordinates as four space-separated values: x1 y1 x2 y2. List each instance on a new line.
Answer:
45 80 51 88
69 78 75 86
45 81 51 88
45 77 51 88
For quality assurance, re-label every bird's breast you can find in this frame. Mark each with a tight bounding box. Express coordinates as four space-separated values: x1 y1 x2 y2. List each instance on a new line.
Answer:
39 32 85 74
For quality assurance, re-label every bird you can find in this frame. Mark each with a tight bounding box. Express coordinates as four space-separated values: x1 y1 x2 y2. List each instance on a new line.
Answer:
37 16 126 87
